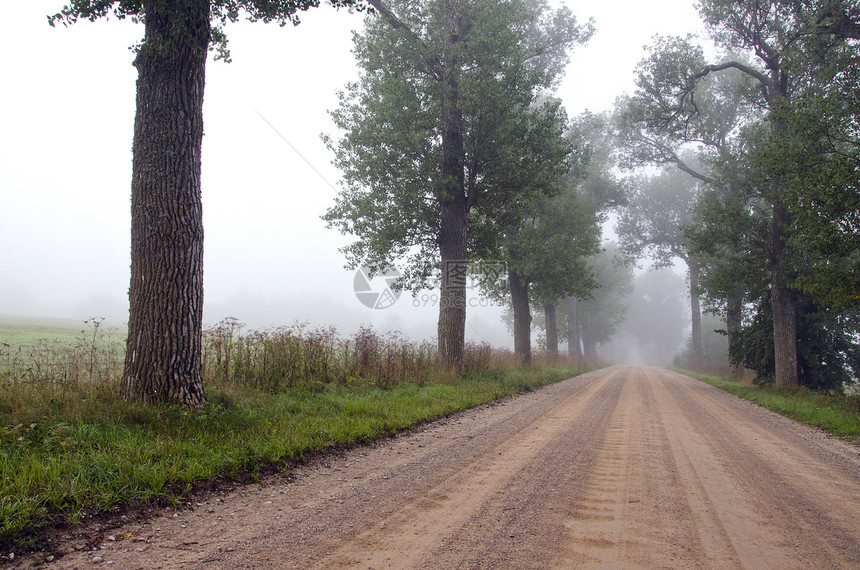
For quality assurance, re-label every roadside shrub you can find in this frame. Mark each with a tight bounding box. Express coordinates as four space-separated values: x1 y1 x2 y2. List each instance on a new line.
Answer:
201 321 504 392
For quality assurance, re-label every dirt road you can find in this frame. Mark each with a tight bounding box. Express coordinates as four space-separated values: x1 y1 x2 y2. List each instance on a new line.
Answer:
39 366 860 568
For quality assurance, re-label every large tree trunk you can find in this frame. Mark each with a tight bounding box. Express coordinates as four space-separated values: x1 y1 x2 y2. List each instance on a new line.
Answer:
567 297 581 358
581 311 597 361
726 282 743 379
771 197 799 386
436 0 467 373
509 268 532 365
544 301 558 358
122 1 209 408
767 80 799 387
688 258 706 368
438 198 467 372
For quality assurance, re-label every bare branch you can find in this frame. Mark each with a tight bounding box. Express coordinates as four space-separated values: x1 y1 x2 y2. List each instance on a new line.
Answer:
643 133 717 186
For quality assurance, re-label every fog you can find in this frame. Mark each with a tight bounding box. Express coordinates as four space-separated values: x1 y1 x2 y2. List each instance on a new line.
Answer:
0 1 704 348
601 269 690 365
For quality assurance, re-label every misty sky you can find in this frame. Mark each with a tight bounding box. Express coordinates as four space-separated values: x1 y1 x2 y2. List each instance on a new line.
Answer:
0 1 705 347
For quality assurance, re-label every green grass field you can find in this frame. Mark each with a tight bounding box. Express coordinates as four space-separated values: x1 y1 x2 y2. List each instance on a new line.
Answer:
0 315 126 351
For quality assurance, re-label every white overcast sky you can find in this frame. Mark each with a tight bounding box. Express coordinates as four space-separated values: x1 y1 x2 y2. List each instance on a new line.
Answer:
0 1 706 346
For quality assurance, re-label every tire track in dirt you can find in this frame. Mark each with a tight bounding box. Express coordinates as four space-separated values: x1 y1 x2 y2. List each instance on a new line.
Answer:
556 366 860 569
643 368 779 568
314 367 624 569
554 366 717 568
404 367 628 569
656 368 860 568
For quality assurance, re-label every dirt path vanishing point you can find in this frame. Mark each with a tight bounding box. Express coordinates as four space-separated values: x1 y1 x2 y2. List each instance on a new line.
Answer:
27 366 860 569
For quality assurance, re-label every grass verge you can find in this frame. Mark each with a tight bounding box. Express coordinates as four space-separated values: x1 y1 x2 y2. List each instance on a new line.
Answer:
673 368 860 444
0 363 591 552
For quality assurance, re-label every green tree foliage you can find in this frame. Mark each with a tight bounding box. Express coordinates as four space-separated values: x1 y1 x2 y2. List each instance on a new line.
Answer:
551 111 627 359
482 112 615 363
628 0 859 386
49 0 364 407
497 183 600 364
731 292 860 390
49 0 360 61
570 111 628 216
616 166 701 268
324 0 591 370
687 0 860 386
616 36 760 184
770 86 860 317
684 157 772 369
688 111 860 386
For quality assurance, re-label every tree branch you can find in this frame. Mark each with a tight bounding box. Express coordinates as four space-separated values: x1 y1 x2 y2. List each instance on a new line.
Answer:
690 61 772 94
365 0 442 79
812 5 860 40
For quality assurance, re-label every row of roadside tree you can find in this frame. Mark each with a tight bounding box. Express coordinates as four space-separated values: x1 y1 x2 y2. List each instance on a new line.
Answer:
52 0 857 406
612 0 859 389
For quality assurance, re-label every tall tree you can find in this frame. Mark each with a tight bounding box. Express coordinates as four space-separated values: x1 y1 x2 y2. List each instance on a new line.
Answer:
616 37 762 372
618 3 859 383
679 0 860 385
616 166 707 366
325 0 591 371
477 111 603 364
50 0 363 407
561 111 627 359
616 36 760 181
684 156 772 376
501 184 600 364
566 297 582 358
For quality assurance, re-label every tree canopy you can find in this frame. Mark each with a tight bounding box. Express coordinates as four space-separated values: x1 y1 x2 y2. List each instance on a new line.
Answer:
614 0 859 387
324 0 592 369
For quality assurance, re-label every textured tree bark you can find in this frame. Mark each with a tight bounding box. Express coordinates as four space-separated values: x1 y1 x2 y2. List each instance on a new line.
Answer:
544 302 558 358
509 268 532 365
688 259 706 367
436 0 467 373
567 297 581 358
122 0 209 407
767 82 798 386
771 197 799 386
765 74 799 387
438 197 467 372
